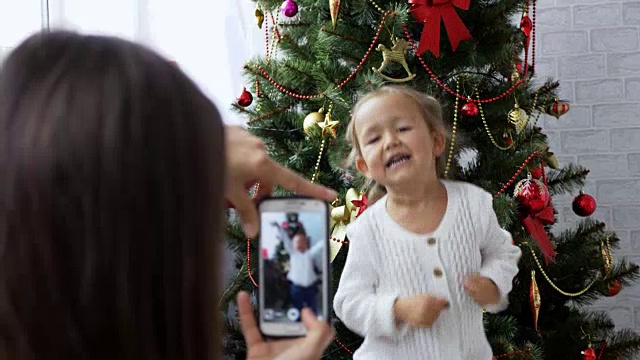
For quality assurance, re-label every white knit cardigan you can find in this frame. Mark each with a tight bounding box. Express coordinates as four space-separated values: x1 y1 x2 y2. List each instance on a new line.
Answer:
333 180 522 360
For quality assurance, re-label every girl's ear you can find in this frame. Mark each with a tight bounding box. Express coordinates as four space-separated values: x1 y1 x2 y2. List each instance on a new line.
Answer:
432 130 446 157
355 157 370 177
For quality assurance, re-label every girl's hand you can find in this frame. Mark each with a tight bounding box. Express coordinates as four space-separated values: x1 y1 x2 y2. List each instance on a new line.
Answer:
236 291 334 360
464 273 500 306
394 294 449 328
224 126 337 237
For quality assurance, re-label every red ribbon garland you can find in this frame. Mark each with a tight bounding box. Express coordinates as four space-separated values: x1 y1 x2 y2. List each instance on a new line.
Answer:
521 202 556 264
408 0 472 57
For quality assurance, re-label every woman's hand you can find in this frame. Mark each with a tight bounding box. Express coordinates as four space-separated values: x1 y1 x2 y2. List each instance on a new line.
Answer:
237 291 334 360
225 126 337 237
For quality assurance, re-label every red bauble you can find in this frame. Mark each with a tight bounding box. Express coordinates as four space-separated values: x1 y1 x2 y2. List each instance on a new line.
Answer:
503 133 513 145
581 346 596 360
608 279 622 296
572 192 597 217
514 176 550 213
461 100 479 117
531 167 543 179
237 88 253 107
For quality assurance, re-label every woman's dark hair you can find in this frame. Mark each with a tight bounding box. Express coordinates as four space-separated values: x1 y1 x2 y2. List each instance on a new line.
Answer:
0 31 225 359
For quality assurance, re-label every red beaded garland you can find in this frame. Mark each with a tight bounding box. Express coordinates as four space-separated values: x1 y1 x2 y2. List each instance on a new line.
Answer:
254 11 390 99
494 152 541 199
402 24 532 104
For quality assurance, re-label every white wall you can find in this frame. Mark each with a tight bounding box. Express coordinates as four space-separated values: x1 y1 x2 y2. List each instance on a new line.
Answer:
536 0 640 336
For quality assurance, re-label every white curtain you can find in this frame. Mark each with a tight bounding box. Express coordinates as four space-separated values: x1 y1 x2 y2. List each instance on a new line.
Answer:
0 0 43 59
46 0 264 125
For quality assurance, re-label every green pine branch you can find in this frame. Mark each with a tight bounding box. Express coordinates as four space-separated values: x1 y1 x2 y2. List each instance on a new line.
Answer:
604 328 640 360
546 164 590 196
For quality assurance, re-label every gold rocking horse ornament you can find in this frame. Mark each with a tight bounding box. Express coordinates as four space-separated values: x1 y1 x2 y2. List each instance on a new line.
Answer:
373 37 417 83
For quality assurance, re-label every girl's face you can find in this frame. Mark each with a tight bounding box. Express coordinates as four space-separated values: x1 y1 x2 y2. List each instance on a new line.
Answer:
353 93 445 191
293 234 309 253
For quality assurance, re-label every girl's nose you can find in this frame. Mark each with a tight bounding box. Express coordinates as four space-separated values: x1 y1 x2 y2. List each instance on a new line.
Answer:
384 133 400 150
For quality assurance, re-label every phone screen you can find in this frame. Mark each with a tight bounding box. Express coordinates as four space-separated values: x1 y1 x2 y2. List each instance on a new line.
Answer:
259 203 328 332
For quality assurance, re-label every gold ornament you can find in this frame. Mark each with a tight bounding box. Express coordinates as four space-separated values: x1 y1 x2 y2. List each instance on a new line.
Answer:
546 152 559 169
331 203 352 223
532 143 550 153
526 243 600 297
444 80 461 178
255 7 265 29
601 238 613 277
329 188 359 262
328 202 336 229
508 101 529 134
511 69 520 83
317 111 339 138
329 0 341 29
372 37 416 83
531 144 559 169
303 109 325 135
329 223 347 262
530 270 541 331
345 188 360 213
544 98 570 119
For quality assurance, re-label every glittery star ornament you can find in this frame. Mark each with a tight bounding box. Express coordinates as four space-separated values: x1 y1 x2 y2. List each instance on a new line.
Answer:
317 112 339 138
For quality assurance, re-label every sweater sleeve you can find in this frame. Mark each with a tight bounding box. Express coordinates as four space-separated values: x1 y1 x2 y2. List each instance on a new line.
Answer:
333 216 409 339
275 226 293 254
478 191 522 313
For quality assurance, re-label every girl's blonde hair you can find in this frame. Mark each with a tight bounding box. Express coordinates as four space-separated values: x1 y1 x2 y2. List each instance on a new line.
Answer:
344 85 449 203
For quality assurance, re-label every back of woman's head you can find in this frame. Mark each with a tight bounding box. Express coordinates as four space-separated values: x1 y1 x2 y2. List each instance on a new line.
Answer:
0 31 224 359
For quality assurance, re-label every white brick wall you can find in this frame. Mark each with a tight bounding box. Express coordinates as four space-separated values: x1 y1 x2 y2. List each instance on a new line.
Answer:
537 0 640 337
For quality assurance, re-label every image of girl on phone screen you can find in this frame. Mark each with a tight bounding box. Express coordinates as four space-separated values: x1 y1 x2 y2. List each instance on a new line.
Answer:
272 221 323 318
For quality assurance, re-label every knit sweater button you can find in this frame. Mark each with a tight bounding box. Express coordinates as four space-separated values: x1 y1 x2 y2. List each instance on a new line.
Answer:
427 237 436 245
433 268 443 277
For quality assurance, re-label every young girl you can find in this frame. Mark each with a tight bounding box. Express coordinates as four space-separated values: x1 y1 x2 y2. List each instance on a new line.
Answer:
333 86 521 359
271 223 323 316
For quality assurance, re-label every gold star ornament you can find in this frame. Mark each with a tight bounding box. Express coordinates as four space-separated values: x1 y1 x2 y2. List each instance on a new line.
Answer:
317 112 339 138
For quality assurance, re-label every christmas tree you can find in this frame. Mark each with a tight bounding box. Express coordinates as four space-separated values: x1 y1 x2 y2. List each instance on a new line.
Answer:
221 0 640 358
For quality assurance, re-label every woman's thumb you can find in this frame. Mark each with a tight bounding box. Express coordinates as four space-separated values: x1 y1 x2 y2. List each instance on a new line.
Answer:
301 309 333 349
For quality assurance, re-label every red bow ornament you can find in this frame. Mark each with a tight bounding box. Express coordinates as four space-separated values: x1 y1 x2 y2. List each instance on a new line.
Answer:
521 201 557 264
408 0 472 57
351 194 368 218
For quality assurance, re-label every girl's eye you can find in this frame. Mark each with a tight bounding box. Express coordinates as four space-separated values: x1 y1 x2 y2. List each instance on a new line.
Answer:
366 135 380 144
398 126 411 132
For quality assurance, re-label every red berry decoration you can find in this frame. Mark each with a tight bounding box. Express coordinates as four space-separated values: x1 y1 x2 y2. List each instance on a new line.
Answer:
237 87 253 107
461 100 479 117
530 167 543 179
581 346 596 360
572 191 597 217
514 174 550 213
608 279 621 297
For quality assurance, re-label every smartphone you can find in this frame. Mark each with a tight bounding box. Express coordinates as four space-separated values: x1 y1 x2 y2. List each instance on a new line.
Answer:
258 196 330 338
